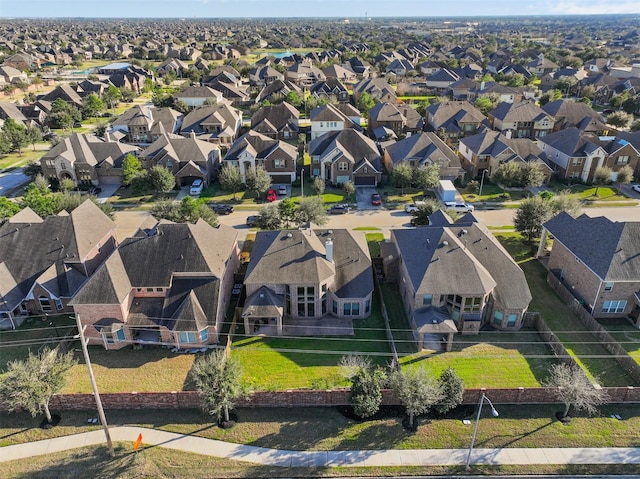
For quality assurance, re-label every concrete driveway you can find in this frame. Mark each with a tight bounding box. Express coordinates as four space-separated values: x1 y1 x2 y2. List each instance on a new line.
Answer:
355 186 383 210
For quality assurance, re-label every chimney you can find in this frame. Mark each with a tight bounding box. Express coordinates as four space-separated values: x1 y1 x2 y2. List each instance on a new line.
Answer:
104 132 112 142
325 239 333 262
505 130 512 139
480 81 485 91
190 130 196 140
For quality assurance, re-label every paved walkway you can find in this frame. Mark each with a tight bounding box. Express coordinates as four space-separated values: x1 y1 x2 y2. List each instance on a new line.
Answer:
2 426 640 467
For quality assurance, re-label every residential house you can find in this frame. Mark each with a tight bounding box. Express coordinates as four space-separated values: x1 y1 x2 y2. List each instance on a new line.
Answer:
309 103 359 140
425 68 461 90
367 102 423 139
0 102 29 126
0 201 117 327
344 57 374 79
309 78 350 103
386 58 414 76
541 99 608 135
241 228 373 336
321 64 357 83
111 105 183 144
540 213 640 325
382 131 465 181
40 84 84 110
382 217 532 346
179 103 242 148
256 79 302 104
0 65 29 85
173 85 223 109
250 102 299 141
308 129 382 186
249 65 284 87
425 101 488 142
138 132 221 187
525 56 560 76
458 129 552 180
156 57 189 77
71 220 240 349
3 53 40 71
40 133 139 187
538 127 640 183
202 78 252 106
223 130 298 184
286 62 325 86
488 100 555 140
352 78 397 105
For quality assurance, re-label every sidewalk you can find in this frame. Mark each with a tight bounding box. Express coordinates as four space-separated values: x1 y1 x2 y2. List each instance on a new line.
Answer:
2 426 640 467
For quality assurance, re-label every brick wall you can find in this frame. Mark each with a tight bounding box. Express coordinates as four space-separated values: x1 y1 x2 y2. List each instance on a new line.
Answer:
14 386 634 413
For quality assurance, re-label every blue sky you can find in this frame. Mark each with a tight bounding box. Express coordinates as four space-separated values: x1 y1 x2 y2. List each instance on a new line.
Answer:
2 0 639 18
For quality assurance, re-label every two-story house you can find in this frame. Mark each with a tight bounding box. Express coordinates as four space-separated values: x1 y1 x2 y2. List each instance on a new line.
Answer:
308 129 382 186
540 213 640 326
223 130 298 184
71 220 239 349
250 102 299 141
367 102 423 140
241 228 373 336
0 201 117 328
488 100 555 140
173 85 224 109
425 101 488 142
179 103 242 148
541 99 608 135
111 105 183 144
309 104 360 141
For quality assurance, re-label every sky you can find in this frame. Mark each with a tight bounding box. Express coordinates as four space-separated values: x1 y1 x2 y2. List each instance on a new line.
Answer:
1 0 639 18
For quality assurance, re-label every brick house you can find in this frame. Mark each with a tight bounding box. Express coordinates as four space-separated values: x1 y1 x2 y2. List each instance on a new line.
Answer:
179 103 242 147
111 105 183 144
71 220 239 349
250 102 299 141
425 101 488 142
488 100 555 140
367 102 423 139
0 201 117 328
241 229 373 336
539 213 640 325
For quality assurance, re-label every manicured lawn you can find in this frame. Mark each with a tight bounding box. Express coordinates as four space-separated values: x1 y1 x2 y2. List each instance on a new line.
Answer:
0 148 45 170
0 315 77 373
496 233 637 387
231 301 392 391
599 318 640 363
364 232 384 257
380 283 418 356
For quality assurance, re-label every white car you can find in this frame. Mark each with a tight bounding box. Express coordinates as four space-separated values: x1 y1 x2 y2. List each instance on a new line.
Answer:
444 201 474 213
632 184 640 193
189 179 203 195
404 201 425 214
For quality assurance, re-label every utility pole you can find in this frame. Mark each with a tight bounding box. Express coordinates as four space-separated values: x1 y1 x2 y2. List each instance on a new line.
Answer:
75 314 114 457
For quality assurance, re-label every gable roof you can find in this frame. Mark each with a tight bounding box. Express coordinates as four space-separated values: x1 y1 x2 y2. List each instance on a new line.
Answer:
309 129 381 168
537 127 605 157
250 102 299 131
40 132 139 168
224 130 297 162
490 100 550 123
385 131 461 169
544 212 640 281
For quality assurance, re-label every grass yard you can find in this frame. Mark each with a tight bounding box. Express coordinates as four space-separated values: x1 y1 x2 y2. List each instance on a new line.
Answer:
380 283 418 356
0 315 77 373
231 301 392 391
0 148 45 171
599 318 640 363
496 232 637 387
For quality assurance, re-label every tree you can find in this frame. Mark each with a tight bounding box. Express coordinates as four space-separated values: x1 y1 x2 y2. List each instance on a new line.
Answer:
103 85 122 110
245 166 272 200
278 197 297 228
258 202 282 230
151 197 218 227
119 87 136 103
606 111 632 129
466 180 480 195
391 163 413 195
59 177 76 192
296 196 328 227
389 366 442 429
350 367 386 419
551 190 583 218
23 161 43 180
82 93 105 121
343 180 355 202
544 363 608 419
521 160 546 188
435 367 464 415
412 199 440 226
25 124 42 151
218 164 243 200
312 176 325 196
121 153 143 186
191 349 246 424
631 119 640 132
147 165 176 193
0 348 76 424
474 93 500 115
285 91 302 107
413 164 440 194
1 119 29 154
615 165 633 185
513 195 554 242
592 166 612 195
357 92 375 114
0 196 20 225
539 89 562 106
507 73 525 87
20 182 57 217
491 161 524 188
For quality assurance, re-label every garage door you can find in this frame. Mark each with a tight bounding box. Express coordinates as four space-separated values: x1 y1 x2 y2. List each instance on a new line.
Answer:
270 174 292 184
99 176 121 185
354 176 376 186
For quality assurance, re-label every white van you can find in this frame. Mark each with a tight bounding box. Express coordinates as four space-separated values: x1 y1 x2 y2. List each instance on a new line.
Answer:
444 201 474 213
189 179 203 195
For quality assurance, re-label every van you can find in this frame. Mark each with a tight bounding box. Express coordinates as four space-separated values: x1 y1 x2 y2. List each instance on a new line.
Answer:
444 201 474 213
189 179 204 195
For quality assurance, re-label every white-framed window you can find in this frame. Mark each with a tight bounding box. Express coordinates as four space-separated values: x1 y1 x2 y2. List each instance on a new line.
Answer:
338 162 348 171
493 311 503 325
616 155 629 165
200 328 208 342
571 158 583 166
507 314 518 327
601 300 626 313
422 294 433 305
178 331 197 343
274 159 285 168
604 282 614 292
39 296 52 312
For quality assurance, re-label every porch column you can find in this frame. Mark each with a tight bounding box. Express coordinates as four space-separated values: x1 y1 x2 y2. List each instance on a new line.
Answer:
445 332 453 352
536 226 548 258
277 316 283 336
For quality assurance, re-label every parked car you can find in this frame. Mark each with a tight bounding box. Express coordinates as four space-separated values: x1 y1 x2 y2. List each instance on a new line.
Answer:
190 179 204 195
88 186 102 195
73 121 82 128
371 193 382 206
328 204 350 214
404 201 425 214
632 184 640 193
266 189 277 202
246 215 262 227
212 204 234 215
444 201 474 213
278 185 288 196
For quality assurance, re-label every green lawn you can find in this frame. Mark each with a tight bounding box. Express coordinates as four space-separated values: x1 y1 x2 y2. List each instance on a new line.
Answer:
599 318 640 363
0 148 45 170
380 283 418 356
496 233 637 387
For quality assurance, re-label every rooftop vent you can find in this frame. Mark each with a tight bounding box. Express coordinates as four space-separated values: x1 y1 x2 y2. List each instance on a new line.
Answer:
286 232 293 238
441 240 449 247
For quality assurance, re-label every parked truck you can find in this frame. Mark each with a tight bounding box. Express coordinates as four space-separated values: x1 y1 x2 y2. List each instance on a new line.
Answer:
437 180 457 203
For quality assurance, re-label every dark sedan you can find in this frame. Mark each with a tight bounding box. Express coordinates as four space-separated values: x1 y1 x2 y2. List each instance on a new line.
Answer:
212 204 234 215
